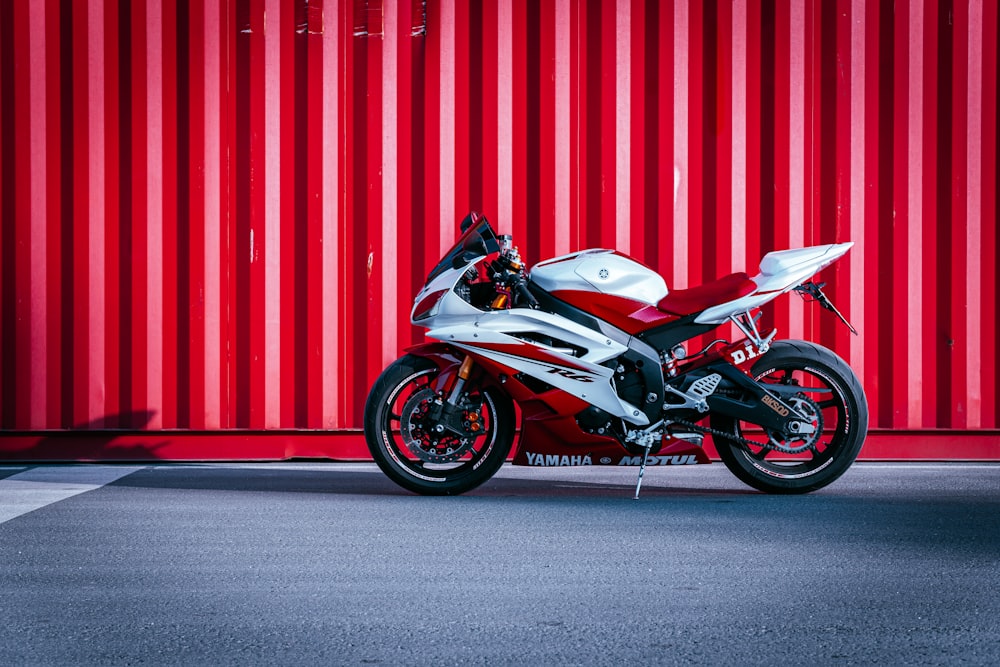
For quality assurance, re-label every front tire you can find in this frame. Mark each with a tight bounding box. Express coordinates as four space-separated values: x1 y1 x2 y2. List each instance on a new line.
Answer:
710 340 868 494
364 354 515 495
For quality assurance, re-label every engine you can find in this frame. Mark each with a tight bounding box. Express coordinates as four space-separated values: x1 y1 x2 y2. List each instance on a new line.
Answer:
576 357 651 439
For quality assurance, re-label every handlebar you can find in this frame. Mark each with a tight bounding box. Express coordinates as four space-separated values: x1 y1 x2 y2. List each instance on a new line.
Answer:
514 280 539 309
487 246 537 309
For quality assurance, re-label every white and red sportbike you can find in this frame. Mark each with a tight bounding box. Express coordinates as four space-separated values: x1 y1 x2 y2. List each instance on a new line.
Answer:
365 213 868 497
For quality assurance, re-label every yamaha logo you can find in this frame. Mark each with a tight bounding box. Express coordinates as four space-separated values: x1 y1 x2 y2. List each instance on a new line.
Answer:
598 268 610 279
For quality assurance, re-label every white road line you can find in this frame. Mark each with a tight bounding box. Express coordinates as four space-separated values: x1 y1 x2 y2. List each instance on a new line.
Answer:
0 466 144 525
152 463 382 472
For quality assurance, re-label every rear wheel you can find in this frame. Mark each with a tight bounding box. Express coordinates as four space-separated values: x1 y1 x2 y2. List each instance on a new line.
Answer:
364 354 515 495
710 340 868 494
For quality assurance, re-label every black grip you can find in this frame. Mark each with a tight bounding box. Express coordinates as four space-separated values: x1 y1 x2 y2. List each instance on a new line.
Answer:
514 281 539 309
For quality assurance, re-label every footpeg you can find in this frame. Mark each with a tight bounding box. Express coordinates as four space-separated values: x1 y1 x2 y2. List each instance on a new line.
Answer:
689 373 722 398
663 373 721 414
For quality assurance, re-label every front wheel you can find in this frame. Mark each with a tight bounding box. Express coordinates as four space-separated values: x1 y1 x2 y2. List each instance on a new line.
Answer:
710 340 868 494
364 354 515 495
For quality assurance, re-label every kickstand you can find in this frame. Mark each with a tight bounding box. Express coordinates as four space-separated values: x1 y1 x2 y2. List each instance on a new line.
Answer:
633 445 652 500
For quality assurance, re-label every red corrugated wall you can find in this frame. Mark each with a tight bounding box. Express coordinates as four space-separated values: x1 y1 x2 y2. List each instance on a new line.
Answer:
1 0 998 460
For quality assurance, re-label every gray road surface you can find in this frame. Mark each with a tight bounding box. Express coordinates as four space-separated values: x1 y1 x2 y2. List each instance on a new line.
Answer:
1 462 998 665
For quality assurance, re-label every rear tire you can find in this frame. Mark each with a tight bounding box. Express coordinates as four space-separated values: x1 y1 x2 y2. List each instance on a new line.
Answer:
710 340 868 494
364 354 515 495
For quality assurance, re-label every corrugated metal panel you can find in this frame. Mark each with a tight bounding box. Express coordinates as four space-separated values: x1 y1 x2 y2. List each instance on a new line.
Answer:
1 1 997 455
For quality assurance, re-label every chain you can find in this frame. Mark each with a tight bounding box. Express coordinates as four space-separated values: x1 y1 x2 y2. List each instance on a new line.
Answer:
669 417 809 455
670 418 752 447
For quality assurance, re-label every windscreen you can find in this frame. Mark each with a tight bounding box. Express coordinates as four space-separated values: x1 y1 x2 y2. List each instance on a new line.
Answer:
424 218 501 283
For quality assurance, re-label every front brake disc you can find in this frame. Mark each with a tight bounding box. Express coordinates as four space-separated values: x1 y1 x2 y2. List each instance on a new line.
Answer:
400 387 475 463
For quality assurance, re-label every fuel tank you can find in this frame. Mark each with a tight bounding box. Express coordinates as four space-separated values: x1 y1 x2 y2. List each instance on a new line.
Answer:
530 249 669 305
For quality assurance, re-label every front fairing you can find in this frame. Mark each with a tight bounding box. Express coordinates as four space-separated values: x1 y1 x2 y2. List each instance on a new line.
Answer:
409 218 646 424
411 218 501 324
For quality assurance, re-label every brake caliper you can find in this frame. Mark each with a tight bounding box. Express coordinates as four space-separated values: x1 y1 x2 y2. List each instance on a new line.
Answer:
401 388 482 463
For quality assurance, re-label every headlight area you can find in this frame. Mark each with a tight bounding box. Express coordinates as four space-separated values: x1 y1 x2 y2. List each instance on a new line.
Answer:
413 289 447 321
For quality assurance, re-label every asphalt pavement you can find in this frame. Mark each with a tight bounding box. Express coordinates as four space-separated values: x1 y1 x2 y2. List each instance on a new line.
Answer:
1 462 998 666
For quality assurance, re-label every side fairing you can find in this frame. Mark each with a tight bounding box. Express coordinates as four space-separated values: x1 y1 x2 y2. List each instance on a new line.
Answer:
425 309 650 425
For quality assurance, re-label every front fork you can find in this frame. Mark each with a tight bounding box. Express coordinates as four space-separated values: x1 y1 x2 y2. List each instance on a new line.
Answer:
447 355 475 404
427 354 476 436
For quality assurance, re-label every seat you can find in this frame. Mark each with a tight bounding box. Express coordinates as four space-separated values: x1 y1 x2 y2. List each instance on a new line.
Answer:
657 272 757 316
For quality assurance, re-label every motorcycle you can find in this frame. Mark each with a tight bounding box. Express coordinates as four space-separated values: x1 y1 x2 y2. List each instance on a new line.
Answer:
364 212 868 498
